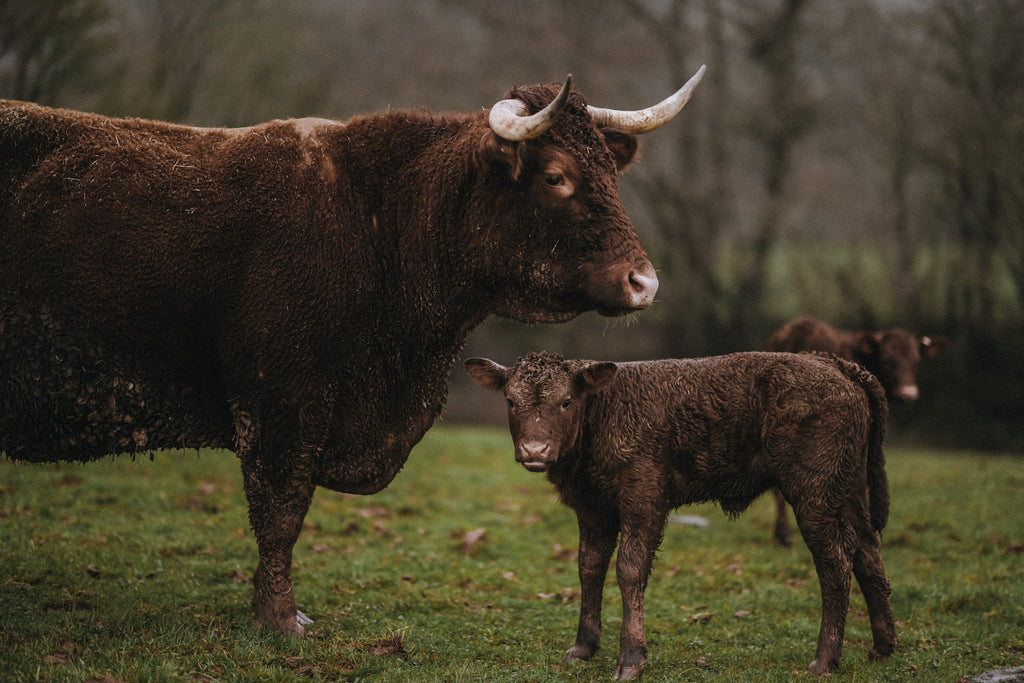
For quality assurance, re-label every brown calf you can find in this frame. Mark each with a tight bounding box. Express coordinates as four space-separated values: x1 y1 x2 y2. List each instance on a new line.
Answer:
466 351 896 679
766 316 948 545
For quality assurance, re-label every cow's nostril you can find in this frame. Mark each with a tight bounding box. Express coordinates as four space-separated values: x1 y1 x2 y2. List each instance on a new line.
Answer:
627 264 659 307
519 441 550 461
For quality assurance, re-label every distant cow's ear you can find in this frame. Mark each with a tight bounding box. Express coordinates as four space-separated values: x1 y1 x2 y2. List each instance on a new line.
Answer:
577 361 617 394
476 131 526 181
921 336 949 357
601 128 640 173
464 358 509 390
857 333 881 357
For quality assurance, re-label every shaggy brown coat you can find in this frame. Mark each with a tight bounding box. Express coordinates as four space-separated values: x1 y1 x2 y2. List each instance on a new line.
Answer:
466 351 896 679
765 315 948 545
1 82 662 637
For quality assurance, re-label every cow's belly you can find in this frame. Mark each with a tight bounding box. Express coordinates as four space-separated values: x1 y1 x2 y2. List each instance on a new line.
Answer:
0 300 232 462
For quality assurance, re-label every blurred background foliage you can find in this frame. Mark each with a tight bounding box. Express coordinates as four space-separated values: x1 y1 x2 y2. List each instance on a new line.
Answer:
2 0 1021 450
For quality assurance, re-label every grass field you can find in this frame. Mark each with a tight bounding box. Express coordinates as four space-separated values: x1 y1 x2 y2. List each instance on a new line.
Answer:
1 425 1022 682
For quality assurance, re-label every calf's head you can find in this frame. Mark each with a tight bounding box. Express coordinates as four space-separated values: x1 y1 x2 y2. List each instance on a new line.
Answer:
475 67 705 322
465 353 616 472
855 329 949 402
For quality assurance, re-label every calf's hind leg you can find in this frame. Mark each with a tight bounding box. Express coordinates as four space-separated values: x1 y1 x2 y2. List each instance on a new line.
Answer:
850 514 897 661
795 510 853 675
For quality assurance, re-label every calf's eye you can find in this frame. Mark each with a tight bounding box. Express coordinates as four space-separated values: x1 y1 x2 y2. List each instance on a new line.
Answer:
545 173 564 187
561 398 571 409
506 398 515 409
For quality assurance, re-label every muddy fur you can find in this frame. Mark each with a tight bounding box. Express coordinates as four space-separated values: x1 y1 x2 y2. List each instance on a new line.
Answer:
1 81 667 638
466 351 897 678
765 315 948 546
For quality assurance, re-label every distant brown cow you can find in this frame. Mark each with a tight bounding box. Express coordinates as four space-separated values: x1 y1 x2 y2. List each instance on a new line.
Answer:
0 66 705 638
466 351 896 678
766 315 948 545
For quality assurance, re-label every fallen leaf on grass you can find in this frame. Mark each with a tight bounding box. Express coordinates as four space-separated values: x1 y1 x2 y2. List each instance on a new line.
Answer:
357 506 390 519
86 564 102 578
43 640 76 665
229 569 251 584
734 610 753 618
689 611 715 624
456 528 486 554
536 587 579 603
551 543 577 561
348 632 409 658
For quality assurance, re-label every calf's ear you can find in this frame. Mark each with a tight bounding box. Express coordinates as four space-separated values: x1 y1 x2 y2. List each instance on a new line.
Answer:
464 358 509 390
921 336 949 357
577 361 618 394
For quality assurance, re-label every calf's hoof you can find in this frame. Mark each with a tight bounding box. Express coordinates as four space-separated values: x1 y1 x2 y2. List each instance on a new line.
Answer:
807 656 838 676
563 642 597 663
867 641 896 661
614 661 645 680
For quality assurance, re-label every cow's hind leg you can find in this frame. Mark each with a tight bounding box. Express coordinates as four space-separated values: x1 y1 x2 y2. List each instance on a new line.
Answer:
795 509 852 675
850 513 897 661
773 487 794 546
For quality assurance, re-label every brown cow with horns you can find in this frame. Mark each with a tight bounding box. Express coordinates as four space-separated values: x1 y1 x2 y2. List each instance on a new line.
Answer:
0 66 705 637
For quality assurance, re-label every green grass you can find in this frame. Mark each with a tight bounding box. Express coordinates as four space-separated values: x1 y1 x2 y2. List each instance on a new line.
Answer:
2 426 1022 681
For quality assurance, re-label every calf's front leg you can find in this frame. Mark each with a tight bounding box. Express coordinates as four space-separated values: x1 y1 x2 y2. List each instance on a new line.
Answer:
565 512 619 663
613 514 665 681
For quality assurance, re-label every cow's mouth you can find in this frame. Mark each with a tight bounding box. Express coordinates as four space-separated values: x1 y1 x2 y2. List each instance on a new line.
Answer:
521 461 550 472
597 305 645 317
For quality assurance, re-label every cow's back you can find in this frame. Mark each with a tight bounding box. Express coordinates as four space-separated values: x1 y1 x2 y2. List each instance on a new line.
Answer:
0 102 277 460
766 316 846 355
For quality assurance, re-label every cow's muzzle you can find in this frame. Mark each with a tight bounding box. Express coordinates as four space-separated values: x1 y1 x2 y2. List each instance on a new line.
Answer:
516 440 556 472
595 260 659 316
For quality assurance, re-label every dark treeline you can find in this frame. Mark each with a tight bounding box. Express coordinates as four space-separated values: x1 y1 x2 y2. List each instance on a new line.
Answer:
2 0 1021 450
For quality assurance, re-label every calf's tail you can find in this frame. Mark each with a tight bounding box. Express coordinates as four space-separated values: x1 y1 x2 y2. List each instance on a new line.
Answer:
825 353 891 533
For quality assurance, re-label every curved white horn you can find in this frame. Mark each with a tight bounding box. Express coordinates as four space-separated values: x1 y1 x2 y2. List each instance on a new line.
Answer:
588 65 706 134
488 75 573 142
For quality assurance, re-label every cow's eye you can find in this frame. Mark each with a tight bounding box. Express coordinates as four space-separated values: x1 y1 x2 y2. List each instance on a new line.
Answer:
561 398 571 409
545 173 564 187
506 398 515 409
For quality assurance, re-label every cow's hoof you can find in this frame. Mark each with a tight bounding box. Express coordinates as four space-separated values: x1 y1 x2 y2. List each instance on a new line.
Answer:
257 610 311 637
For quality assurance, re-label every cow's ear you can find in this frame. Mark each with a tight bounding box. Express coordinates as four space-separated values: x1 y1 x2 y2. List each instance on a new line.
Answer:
464 358 509 390
601 128 640 173
857 333 881 357
476 131 526 181
920 336 949 357
577 362 617 394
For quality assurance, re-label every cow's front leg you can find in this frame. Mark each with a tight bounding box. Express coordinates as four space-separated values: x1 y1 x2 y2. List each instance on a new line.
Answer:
240 448 317 637
564 509 619 663
613 512 666 681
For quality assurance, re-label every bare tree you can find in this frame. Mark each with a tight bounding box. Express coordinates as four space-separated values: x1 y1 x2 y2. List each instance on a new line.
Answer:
0 0 113 106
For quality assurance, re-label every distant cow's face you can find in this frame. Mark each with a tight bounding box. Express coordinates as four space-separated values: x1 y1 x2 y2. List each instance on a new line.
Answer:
858 329 949 402
464 353 616 471
475 86 663 324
